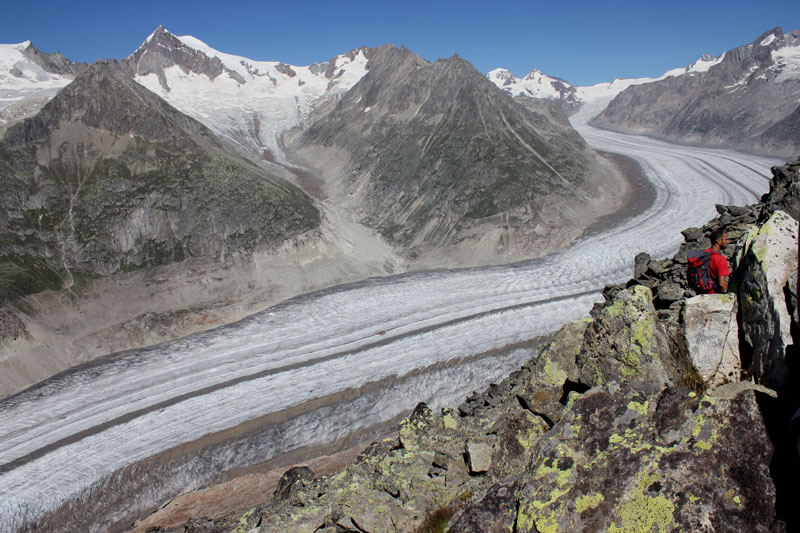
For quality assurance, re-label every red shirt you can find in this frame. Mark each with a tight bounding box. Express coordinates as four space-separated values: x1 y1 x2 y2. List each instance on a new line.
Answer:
705 249 730 294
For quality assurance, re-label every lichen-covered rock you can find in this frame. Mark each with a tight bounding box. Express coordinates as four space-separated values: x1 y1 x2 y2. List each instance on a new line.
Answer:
577 285 671 394
273 466 315 502
514 386 779 532
516 318 589 425
253 392 549 533
738 210 798 390
447 477 519 533
683 294 741 389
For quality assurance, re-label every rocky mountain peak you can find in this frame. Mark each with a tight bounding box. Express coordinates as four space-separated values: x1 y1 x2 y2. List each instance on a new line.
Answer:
20 42 87 77
591 26 800 158
3 59 212 148
290 45 616 265
124 25 243 90
0 57 319 281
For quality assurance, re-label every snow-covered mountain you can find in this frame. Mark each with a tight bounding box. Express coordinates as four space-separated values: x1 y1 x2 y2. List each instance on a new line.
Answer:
0 41 83 130
486 67 579 108
592 27 800 157
487 51 724 115
124 26 371 169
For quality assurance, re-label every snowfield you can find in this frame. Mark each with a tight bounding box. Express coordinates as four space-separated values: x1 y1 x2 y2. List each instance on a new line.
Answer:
0 108 780 529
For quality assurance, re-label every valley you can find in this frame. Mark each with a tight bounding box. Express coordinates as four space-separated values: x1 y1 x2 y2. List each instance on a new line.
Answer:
0 23 796 531
0 123 778 531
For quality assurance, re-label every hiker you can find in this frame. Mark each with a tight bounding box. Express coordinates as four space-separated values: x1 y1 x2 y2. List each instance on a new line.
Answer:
687 230 731 294
706 230 731 293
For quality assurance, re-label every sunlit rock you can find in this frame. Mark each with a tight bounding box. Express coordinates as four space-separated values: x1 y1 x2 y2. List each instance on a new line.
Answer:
683 294 741 389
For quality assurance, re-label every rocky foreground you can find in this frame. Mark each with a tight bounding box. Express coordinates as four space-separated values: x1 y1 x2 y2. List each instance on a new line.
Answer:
140 157 800 532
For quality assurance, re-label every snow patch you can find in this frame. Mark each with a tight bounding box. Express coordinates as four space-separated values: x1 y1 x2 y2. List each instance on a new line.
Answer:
0 41 73 110
761 33 778 47
772 44 800 82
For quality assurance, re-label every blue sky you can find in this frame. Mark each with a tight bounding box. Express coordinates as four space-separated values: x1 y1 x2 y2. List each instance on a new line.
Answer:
2 0 798 86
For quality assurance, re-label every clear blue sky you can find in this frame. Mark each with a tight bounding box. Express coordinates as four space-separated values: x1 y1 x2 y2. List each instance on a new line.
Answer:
2 0 798 86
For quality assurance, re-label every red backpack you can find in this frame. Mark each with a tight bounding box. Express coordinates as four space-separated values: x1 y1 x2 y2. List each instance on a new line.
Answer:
686 250 717 293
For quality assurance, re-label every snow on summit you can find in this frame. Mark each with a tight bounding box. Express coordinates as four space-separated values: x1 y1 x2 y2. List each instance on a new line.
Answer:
130 28 370 166
487 67 576 101
0 41 73 112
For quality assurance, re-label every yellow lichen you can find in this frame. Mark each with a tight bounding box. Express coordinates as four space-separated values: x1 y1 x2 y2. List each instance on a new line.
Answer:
543 359 568 387
627 401 649 416
442 413 458 430
575 492 605 513
608 493 675 533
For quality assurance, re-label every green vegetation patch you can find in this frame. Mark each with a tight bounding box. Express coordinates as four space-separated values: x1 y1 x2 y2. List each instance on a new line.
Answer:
0 254 65 302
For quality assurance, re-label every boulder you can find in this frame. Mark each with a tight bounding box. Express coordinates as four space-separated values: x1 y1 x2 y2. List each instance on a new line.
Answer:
577 286 671 394
634 252 650 280
655 281 684 305
466 440 493 474
683 294 741 389
738 210 798 390
682 227 704 243
273 466 315 502
514 386 779 532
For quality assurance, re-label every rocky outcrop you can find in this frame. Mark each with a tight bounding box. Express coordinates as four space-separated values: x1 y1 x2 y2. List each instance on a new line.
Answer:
218 281 785 532
738 210 798 390
591 28 800 158
21 42 87 77
513 384 777 532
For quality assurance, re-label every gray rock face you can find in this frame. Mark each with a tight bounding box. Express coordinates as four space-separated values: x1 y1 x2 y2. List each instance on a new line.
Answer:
738 210 798 390
289 45 623 262
592 28 800 157
683 294 741 389
0 62 319 299
122 26 243 90
21 43 87 77
514 386 778 532
465 440 493 474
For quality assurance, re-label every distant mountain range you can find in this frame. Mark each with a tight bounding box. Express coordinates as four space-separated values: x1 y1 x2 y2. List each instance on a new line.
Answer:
590 28 800 157
0 25 629 288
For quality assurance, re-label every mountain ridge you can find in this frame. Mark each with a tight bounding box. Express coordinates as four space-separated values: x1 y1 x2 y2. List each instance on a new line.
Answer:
590 27 800 157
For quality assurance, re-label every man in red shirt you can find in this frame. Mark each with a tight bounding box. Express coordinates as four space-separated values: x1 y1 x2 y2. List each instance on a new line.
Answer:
706 230 731 293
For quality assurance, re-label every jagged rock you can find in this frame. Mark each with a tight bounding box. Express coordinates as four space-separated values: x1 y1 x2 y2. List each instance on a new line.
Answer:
738 210 799 390
634 252 650 279
273 466 315 502
514 386 779 532
577 286 671 394
399 402 435 451
655 281 684 304
602 283 625 302
488 410 549 477
682 227 704 242
683 294 741 389
647 258 672 276
760 157 800 222
517 319 589 425
465 440 493 474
